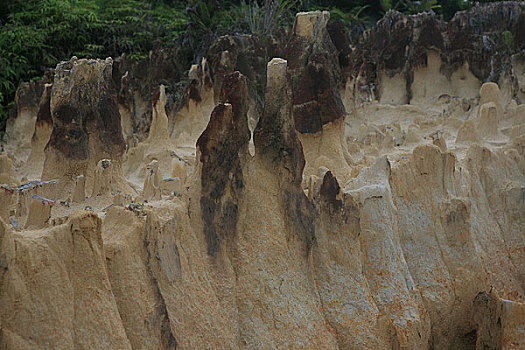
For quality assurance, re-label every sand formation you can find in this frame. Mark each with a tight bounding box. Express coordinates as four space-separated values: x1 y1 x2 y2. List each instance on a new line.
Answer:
1 3 525 349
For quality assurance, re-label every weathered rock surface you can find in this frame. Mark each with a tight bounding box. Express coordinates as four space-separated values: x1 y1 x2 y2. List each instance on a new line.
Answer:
22 84 53 179
1 4 525 350
286 11 345 134
0 212 131 349
170 60 215 150
42 57 126 194
0 154 17 185
4 70 54 159
348 2 525 106
284 11 352 183
473 291 525 349
196 70 250 256
112 48 189 140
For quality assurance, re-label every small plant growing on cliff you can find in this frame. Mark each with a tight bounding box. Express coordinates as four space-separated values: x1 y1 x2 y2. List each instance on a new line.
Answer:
380 0 441 14
503 30 513 48
240 0 294 36
406 0 441 14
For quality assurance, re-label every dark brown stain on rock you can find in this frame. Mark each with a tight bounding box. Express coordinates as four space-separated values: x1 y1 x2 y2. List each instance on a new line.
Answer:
14 69 54 113
293 59 346 133
218 71 250 128
95 92 127 158
187 82 202 103
207 35 280 120
351 2 525 100
150 88 161 107
283 189 315 251
34 84 52 129
285 15 346 134
180 61 212 109
327 21 352 74
320 171 342 211
47 104 89 160
46 59 126 161
413 16 445 67
197 72 250 256
112 49 187 136
253 65 304 184
254 62 315 252
318 172 360 231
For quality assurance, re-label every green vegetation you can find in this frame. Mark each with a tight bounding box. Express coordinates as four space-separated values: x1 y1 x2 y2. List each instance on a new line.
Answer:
0 0 188 132
503 30 513 48
0 0 507 133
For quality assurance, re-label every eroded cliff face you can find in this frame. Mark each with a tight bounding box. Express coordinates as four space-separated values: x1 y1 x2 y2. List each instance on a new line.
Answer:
41 57 128 195
1 4 525 350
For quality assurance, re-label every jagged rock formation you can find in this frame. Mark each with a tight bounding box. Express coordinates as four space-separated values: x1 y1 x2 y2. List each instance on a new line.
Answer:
125 84 186 183
348 2 525 107
0 211 132 349
91 159 130 197
1 4 525 350
141 160 162 201
3 70 54 160
171 59 215 149
196 70 251 256
112 48 189 140
473 290 525 349
22 84 53 178
42 57 127 195
286 11 345 133
285 11 352 183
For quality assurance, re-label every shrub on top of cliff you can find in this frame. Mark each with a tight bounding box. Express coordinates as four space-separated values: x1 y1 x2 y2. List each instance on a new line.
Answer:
95 0 187 60
239 0 296 36
182 0 295 59
181 0 240 62
0 0 99 134
382 0 441 15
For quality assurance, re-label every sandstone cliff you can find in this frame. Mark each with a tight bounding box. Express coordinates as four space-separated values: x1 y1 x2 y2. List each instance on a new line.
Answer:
1 4 524 350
